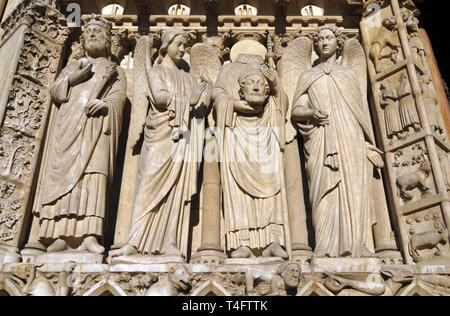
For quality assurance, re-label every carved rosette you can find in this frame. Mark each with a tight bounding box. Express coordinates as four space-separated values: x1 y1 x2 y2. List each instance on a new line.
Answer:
0 1 70 262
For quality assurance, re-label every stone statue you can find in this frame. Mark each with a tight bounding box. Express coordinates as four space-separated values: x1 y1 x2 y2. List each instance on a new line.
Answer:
420 74 443 134
380 81 403 139
245 262 301 296
33 15 127 254
291 25 384 258
213 51 289 259
396 161 432 201
109 28 211 261
369 16 401 73
398 72 421 133
146 266 191 296
401 8 426 70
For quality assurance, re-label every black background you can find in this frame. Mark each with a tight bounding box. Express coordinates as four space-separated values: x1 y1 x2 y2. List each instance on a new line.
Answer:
415 0 449 86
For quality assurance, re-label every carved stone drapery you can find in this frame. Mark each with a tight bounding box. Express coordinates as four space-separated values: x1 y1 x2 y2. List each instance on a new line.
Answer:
0 0 69 263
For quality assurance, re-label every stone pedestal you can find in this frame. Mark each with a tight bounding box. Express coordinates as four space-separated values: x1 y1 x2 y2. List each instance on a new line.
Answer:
110 255 185 265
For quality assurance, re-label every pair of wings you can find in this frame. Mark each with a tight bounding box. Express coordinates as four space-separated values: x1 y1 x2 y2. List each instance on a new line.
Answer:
130 36 223 149
278 36 372 141
130 35 371 150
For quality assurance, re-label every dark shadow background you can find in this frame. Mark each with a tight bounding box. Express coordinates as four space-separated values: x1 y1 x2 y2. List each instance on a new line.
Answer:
415 0 449 86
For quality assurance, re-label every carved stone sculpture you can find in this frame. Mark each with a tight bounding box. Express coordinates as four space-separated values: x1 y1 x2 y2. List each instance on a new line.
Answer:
32 15 127 256
213 51 289 260
369 16 401 73
398 72 421 133
420 74 443 134
109 28 211 262
380 81 403 139
291 26 384 258
245 262 301 296
396 161 432 202
146 266 191 296
10 263 75 296
323 273 387 296
401 8 426 70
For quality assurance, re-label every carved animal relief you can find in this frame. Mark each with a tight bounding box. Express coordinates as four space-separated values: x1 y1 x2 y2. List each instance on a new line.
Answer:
406 209 450 264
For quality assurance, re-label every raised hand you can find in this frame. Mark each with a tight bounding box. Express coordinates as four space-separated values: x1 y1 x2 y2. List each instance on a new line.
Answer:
199 66 213 108
84 99 109 117
260 66 277 86
69 58 92 87
190 82 208 107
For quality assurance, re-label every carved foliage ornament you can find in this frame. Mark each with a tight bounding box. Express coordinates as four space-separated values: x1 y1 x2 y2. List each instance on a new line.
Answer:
0 181 22 241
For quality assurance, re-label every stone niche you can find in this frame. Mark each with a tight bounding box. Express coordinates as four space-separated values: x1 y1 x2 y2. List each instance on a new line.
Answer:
0 0 448 297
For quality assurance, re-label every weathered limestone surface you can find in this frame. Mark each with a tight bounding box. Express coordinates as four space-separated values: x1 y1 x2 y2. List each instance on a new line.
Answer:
0 0 448 296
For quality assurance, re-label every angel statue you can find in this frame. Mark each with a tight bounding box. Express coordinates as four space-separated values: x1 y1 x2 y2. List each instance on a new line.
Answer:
213 45 290 260
291 25 384 258
109 28 212 261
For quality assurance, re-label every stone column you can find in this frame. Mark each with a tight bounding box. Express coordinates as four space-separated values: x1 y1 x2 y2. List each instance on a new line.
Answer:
191 130 226 265
284 140 313 263
0 1 69 263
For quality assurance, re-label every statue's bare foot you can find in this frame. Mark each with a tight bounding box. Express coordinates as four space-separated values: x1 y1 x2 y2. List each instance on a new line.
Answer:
108 244 138 263
82 236 105 254
360 247 376 258
231 247 252 258
163 243 185 258
262 243 289 260
47 239 68 253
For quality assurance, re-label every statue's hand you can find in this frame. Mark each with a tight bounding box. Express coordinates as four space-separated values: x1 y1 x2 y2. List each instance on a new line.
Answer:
84 99 109 116
311 109 329 126
234 100 262 114
260 66 277 86
367 144 384 168
190 82 208 107
69 59 92 87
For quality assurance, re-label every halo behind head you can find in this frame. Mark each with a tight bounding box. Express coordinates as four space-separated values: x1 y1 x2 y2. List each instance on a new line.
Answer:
230 39 267 63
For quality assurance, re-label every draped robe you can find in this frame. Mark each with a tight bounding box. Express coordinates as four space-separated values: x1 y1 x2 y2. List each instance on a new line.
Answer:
125 64 204 257
293 63 376 258
35 58 126 243
213 61 289 252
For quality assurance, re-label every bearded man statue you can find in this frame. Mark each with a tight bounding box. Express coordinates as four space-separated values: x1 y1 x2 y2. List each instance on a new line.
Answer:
214 64 290 259
32 15 127 255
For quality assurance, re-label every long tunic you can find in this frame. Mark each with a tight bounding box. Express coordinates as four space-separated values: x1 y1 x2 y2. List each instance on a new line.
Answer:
126 64 204 257
213 61 289 251
398 76 420 131
293 63 376 258
381 86 402 138
35 58 126 242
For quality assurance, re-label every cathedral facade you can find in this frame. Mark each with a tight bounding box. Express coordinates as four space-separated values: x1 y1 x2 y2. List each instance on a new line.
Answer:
0 0 449 296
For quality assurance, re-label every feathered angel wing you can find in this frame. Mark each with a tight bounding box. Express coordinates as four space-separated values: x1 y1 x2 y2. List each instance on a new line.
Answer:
190 43 222 84
190 43 222 127
341 38 374 139
277 36 313 143
129 35 153 153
